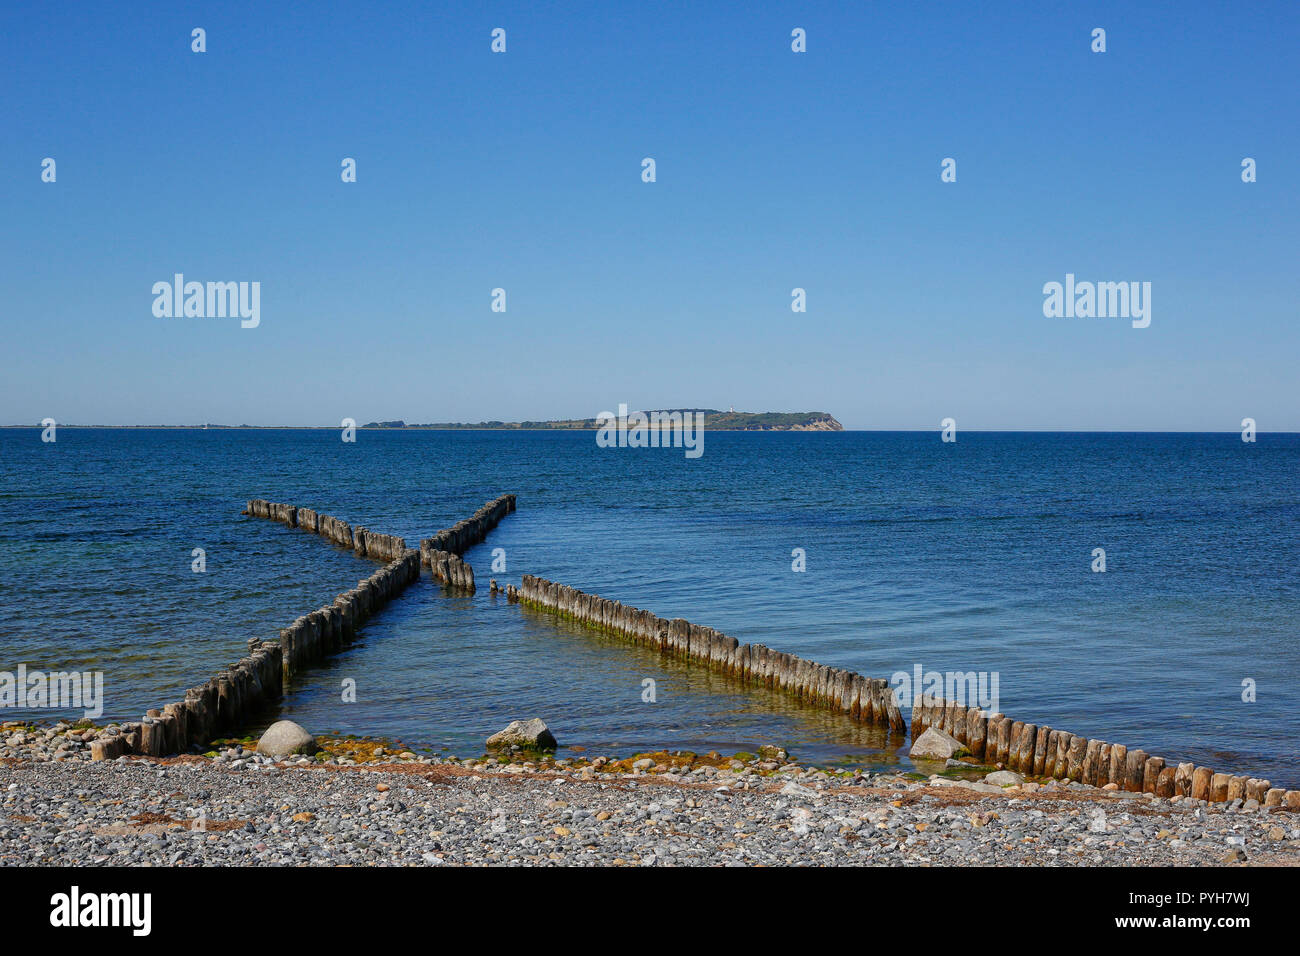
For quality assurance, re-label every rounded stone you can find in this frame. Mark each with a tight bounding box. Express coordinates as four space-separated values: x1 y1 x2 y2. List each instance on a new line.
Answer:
486 718 558 751
908 726 969 760
984 770 1026 787
256 720 318 756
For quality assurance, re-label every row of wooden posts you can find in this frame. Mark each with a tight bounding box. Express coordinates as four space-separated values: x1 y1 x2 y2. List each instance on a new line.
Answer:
423 548 475 590
508 574 908 731
509 574 1294 804
417 494 516 591
245 498 410 562
277 551 422 677
90 637 286 761
913 693 1299 808
420 494 516 558
89 496 516 760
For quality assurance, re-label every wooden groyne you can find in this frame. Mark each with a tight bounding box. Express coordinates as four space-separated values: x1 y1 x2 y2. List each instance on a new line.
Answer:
90 494 520 760
417 494 516 592
423 549 475 590
244 493 518 664
278 551 421 677
509 574 907 731
246 499 410 562
420 494 516 558
912 693 1300 809
246 493 517 594
90 549 422 760
507 572 1294 803
91 638 284 761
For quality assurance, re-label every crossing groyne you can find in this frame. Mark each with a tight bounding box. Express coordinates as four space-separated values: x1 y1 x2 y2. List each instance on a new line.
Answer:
508 574 907 731
415 493 516 592
911 693 1300 809
246 493 515 594
90 495 517 760
419 494 515 558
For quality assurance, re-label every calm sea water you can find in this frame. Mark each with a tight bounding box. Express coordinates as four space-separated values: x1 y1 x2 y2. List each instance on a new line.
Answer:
2 429 1296 785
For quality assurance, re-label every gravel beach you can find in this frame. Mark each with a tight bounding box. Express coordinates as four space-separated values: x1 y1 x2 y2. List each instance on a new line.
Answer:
3 737 1297 866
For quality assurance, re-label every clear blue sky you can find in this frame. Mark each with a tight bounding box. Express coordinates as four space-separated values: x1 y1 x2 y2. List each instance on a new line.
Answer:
2 1 1296 429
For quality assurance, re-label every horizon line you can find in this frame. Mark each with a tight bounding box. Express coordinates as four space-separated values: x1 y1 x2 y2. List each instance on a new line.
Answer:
3 425 1294 435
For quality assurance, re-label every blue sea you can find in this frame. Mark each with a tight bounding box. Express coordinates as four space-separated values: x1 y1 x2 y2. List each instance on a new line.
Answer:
2 428 1296 786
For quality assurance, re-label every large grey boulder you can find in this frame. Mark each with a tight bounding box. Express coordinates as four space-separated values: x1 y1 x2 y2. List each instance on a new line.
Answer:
256 720 318 756
984 770 1026 787
486 718 557 751
909 726 969 760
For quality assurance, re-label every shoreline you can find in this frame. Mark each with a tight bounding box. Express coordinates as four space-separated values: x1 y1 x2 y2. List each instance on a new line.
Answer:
2 729 1296 867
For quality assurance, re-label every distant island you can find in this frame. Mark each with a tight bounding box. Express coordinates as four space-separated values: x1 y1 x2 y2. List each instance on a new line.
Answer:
1 411 843 431
363 411 844 431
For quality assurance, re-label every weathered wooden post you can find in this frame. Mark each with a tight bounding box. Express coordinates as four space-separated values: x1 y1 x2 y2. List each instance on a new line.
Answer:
1142 756 1165 794
1210 773 1231 802
1123 749 1148 792
1191 767 1213 801
1081 740 1102 785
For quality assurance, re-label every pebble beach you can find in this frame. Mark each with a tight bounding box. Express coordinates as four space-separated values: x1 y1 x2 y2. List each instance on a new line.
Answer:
3 725 1297 867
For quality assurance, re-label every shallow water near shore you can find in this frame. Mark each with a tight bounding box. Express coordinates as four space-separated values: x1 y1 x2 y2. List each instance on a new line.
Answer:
2 428 1297 784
